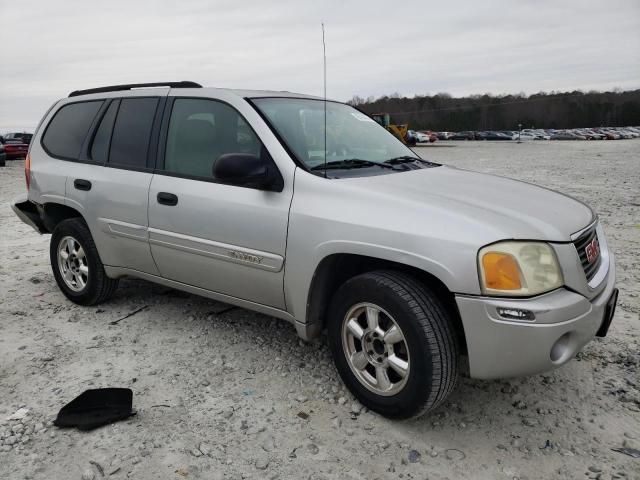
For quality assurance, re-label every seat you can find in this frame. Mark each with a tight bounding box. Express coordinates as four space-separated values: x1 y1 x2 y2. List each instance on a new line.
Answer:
272 107 310 163
169 119 218 178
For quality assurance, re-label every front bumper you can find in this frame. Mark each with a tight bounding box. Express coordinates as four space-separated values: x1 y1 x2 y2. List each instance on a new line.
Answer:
455 252 616 379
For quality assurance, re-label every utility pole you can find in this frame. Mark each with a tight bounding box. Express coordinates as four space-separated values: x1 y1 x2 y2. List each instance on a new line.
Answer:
518 123 522 144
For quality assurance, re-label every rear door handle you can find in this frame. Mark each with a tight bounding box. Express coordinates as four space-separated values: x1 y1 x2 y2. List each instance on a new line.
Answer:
74 179 92 191
157 192 178 206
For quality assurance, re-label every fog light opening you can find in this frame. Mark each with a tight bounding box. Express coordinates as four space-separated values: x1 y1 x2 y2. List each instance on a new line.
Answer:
497 307 535 321
550 332 572 363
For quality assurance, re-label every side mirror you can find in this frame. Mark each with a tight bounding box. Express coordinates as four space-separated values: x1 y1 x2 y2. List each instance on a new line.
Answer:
213 153 280 191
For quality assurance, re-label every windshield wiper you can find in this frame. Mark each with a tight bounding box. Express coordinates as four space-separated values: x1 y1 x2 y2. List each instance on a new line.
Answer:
384 156 440 167
310 159 397 171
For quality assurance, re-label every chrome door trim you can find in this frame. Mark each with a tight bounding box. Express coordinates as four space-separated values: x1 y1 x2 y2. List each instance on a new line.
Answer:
147 227 284 272
97 218 149 241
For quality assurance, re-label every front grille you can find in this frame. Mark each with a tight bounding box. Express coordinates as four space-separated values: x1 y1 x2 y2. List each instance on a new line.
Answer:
573 224 601 282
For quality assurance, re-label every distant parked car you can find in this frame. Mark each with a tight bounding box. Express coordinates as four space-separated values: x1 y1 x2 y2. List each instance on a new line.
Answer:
406 130 419 145
436 131 454 140
515 132 538 141
618 128 639 138
614 129 632 139
521 129 550 140
1 137 29 159
478 131 512 141
550 131 586 140
450 131 474 140
609 130 623 139
499 131 517 140
0 142 6 167
593 129 618 140
3 132 33 144
415 131 433 143
577 129 606 140
423 131 438 143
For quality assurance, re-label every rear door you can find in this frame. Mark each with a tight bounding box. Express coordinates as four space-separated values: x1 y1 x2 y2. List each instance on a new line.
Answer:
64 93 165 274
147 96 292 308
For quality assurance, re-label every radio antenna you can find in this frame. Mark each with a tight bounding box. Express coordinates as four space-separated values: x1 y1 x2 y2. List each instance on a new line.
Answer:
322 22 327 178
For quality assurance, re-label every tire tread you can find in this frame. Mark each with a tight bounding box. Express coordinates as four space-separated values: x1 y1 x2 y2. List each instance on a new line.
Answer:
329 269 459 419
372 271 459 417
51 218 118 305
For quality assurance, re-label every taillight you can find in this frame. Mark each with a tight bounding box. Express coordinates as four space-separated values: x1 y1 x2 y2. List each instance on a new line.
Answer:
25 153 31 190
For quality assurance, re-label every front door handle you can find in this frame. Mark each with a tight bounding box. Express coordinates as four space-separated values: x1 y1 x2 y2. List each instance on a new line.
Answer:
157 192 178 206
74 179 92 191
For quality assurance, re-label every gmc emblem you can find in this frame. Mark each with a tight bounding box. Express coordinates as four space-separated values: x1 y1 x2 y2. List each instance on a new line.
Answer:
585 237 600 264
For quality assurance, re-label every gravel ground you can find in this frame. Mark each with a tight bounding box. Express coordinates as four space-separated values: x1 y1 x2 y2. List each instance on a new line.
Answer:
1 141 638 480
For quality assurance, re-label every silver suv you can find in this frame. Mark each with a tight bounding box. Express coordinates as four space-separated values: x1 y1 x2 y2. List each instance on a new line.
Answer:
12 82 618 418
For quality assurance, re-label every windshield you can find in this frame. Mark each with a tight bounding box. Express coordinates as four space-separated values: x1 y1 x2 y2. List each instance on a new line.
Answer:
252 98 420 173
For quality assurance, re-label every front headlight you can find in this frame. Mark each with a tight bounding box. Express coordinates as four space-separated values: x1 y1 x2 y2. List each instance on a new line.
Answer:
478 241 563 296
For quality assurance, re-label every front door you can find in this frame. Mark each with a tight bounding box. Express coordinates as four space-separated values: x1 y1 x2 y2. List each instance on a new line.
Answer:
147 97 291 308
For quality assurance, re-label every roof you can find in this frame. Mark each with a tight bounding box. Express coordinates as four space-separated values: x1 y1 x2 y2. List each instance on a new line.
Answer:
219 88 323 100
67 81 324 101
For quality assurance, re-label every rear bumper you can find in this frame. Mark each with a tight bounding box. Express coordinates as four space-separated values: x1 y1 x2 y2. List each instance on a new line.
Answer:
11 194 47 234
456 252 616 379
4 149 28 159
3 144 28 159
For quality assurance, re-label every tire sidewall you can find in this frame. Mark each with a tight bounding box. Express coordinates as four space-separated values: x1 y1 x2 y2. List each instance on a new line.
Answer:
328 274 438 418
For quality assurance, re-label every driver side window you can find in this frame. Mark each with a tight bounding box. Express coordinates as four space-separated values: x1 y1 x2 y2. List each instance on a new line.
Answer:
164 98 262 179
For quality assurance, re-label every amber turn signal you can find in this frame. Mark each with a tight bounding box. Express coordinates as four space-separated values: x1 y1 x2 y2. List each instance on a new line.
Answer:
481 252 522 290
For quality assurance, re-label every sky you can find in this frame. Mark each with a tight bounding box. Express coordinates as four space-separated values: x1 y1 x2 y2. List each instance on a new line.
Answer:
1 0 639 131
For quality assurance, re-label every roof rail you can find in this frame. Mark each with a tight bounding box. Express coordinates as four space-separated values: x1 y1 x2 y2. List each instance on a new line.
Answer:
68 81 202 98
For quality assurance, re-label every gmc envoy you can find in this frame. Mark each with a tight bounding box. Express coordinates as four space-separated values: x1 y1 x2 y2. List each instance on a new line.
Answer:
12 81 618 418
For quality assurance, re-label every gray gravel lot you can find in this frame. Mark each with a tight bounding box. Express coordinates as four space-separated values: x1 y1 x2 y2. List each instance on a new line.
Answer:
1 140 639 480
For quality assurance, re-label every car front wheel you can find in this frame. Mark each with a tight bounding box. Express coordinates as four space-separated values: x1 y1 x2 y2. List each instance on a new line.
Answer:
328 270 459 419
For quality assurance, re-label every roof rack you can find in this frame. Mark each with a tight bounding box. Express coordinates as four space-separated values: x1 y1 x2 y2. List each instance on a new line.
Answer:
68 81 202 98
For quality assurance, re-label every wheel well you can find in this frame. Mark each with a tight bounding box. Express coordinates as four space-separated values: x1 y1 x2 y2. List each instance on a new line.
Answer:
306 254 467 353
41 203 82 232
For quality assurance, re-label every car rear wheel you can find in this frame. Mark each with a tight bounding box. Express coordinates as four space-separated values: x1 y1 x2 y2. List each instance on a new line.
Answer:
50 218 118 305
328 270 459 419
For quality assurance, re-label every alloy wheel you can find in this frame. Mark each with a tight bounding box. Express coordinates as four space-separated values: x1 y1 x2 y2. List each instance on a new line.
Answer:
57 236 89 292
341 302 410 396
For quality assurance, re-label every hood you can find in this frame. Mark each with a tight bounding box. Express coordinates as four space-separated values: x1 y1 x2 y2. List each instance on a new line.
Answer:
343 166 594 242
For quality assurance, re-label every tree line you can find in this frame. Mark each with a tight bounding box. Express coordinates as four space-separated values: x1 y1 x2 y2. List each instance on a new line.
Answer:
348 89 640 131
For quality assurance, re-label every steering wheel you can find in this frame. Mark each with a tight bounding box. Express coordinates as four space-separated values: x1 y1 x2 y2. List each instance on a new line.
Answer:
327 142 351 158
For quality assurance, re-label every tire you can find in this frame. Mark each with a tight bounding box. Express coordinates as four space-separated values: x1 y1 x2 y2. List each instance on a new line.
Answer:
327 270 459 419
50 218 118 305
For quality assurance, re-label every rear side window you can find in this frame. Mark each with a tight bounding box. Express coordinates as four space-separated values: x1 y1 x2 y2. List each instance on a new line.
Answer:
90 100 119 163
108 97 158 168
42 101 103 159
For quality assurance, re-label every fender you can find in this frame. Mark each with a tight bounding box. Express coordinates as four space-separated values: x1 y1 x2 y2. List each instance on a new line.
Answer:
284 239 458 327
